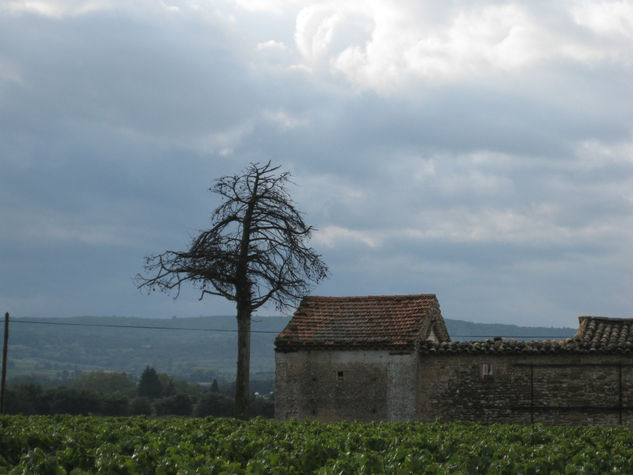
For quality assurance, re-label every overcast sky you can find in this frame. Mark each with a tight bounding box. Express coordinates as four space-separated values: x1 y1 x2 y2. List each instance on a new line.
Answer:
2 0 633 327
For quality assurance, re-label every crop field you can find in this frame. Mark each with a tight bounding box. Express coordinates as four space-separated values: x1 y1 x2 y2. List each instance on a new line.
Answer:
2 415 633 473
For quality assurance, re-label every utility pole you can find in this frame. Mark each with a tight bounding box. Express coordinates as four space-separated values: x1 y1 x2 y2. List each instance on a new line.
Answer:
1 312 8 414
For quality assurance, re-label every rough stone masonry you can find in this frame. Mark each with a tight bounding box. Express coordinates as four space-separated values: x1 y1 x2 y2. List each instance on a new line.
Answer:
275 296 633 426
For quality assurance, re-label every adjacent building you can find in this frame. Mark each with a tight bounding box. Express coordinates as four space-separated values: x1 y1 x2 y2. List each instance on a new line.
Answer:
417 316 633 425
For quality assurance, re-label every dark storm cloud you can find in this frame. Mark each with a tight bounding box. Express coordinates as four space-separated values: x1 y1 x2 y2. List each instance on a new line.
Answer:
1 1 633 325
0 11 255 129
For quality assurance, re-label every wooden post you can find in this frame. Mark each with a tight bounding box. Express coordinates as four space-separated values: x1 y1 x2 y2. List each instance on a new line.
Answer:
0 312 8 414
619 362 623 425
530 363 534 424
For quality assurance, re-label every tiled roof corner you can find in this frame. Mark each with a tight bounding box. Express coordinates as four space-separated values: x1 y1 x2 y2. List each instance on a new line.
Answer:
418 316 633 355
275 294 448 351
574 316 633 347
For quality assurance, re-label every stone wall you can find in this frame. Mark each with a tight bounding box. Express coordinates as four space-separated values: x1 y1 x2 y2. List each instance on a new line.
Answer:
275 350 418 422
418 352 633 425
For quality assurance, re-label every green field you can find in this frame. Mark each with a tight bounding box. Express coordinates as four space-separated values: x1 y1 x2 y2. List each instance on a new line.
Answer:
2 415 632 473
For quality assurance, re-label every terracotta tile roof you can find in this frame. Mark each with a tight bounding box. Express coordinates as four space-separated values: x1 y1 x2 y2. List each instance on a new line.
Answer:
418 316 633 355
574 316 633 346
275 294 449 351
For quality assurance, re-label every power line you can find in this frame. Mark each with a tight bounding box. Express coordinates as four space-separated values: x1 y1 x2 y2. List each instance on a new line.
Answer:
10 319 280 334
451 335 573 339
9 320 572 339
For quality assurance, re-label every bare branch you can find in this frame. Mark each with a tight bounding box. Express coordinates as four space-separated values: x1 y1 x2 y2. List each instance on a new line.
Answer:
136 161 328 419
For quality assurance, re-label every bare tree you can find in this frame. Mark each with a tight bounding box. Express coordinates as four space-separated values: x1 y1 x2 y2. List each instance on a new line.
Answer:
136 162 328 418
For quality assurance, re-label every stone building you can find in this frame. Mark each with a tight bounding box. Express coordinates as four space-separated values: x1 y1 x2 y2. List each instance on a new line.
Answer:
275 295 633 425
274 294 450 422
417 316 633 425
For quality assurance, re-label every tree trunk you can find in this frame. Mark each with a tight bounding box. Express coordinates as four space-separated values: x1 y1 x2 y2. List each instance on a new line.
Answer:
235 303 251 419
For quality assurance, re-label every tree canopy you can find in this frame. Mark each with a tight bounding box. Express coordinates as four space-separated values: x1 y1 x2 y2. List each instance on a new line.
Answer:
138 366 162 399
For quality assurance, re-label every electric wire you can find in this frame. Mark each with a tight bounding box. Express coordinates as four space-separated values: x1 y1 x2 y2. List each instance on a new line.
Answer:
9 319 573 338
10 319 280 334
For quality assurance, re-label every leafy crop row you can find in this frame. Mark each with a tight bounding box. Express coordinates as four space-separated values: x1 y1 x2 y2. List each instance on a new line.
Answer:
2 415 633 473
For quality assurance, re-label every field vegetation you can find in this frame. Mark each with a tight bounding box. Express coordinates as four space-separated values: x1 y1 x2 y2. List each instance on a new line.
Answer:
2 415 632 473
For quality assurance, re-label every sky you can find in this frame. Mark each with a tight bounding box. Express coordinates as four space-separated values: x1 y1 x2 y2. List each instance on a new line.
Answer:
1 0 633 327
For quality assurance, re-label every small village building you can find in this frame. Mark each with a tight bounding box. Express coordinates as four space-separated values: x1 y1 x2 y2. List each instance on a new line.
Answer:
275 295 633 425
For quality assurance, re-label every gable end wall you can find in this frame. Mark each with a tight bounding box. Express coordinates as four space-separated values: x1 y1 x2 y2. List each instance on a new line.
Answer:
275 350 418 422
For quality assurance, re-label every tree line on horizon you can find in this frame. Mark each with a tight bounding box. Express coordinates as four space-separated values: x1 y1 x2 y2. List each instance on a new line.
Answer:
3 366 273 418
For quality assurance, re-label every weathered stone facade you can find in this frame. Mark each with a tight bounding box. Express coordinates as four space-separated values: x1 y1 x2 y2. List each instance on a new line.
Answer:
415 316 633 425
275 296 633 425
418 352 633 425
275 350 418 421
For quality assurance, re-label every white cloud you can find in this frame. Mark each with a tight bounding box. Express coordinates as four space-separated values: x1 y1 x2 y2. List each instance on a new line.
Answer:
314 225 379 248
0 57 21 83
574 138 633 168
261 109 308 129
195 121 253 156
566 2 633 64
572 1 633 38
295 4 344 60
0 204 148 247
388 152 514 199
287 1 633 92
294 172 367 220
159 1 180 13
288 63 312 72
410 159 436 183
294 3 549 89
313 200 629 252
0 0 235 22
255 39 297 69
417 206 571 244
385 201 632 249
0 0 114 17
231 0 308 14
256 40 288 51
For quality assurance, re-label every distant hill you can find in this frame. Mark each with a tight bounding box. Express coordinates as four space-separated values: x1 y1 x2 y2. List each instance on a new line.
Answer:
5 315 576 383
7 315 286 383
445 318 576 341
